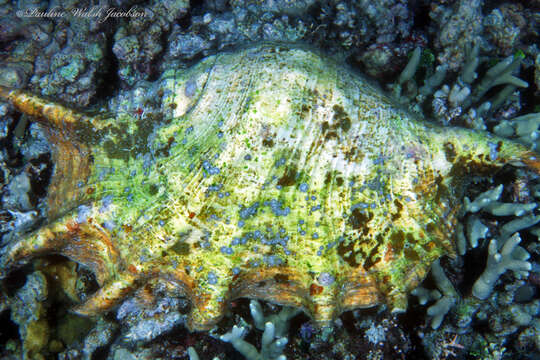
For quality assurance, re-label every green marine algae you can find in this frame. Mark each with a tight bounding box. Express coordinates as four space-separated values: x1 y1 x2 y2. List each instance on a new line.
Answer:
1 43 539 331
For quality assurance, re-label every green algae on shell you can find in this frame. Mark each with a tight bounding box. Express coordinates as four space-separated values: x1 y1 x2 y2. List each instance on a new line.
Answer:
1 43 539 331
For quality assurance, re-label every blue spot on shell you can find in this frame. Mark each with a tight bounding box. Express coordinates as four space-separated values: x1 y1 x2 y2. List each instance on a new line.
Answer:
220 246 234 255
185 78 197 97
100 195 114 213
275 157 286 167
269 199 290 216
318 272 335 286
77 205 92 223
488 142 498 161
207 272 218 285
103 220 116 231
239 202 259 219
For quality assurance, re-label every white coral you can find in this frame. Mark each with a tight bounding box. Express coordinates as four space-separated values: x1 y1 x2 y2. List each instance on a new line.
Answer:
472 233 531 300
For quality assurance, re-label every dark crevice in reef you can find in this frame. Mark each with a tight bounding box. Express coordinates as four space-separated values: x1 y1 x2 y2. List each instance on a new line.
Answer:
3 266 32 298
409 0 432 33
0 310 19 347
3 114 24 168
401 304 431 360
190 0 206 12
95 36 120 102
176 10 192 31
91 344 112 360
482 0 540 14
28 153 53 202
520 65 540 114
177 0 206 30
457 247 486 296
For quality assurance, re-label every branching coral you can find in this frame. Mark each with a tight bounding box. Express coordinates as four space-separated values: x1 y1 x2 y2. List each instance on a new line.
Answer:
391 43 531 131
466 215 489 249
472 233 532 300
188 300 300 360
415 178 540 329
413 259 458 329
495 112 540 150
463 186 537 301
219 300 300 360
464 184 504 213
248 300 301 339
221 323 288 360
187 346 200 360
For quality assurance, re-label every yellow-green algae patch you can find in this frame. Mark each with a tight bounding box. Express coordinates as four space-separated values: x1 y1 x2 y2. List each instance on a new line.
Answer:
1 43 539 330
